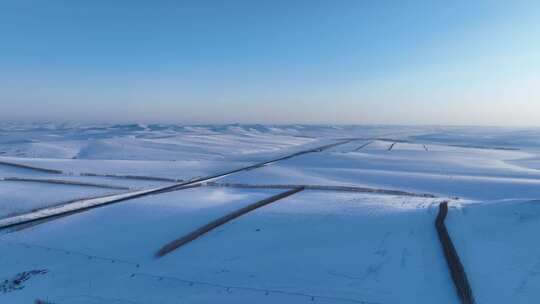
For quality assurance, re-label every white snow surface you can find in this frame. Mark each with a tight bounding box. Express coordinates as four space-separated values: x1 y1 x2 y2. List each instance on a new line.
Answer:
1 123 540 303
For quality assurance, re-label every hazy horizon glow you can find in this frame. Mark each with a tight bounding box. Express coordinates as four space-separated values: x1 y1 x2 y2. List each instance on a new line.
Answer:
1 0 539 125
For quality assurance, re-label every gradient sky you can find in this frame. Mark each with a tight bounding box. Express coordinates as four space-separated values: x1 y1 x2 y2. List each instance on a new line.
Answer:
1 0 539 125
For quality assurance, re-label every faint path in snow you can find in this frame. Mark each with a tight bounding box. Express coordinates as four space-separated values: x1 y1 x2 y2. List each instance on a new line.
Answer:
79 172 182 182
0 177 131 190
515 258 540 295
0 160 63 174
206 182 436 198
0 158 182 182
0 239 140 267
129 272 380 304
44 294 144 304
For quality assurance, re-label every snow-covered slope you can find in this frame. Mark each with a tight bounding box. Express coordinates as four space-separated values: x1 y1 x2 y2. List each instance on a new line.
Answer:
1 124 539 303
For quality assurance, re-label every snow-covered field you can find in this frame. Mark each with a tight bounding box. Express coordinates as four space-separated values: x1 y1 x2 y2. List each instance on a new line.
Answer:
1 123 540 303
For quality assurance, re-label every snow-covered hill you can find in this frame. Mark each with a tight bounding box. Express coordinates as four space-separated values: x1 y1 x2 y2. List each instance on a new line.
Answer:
1 124 540 303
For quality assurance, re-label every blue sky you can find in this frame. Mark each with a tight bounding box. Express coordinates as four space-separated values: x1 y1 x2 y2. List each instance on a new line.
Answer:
1 0 539 125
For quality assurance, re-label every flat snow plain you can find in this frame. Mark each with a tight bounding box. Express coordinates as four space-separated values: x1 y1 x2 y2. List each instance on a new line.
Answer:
1 123 540 303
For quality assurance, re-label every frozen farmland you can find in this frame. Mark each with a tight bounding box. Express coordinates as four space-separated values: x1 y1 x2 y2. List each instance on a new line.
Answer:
1 123 540 303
